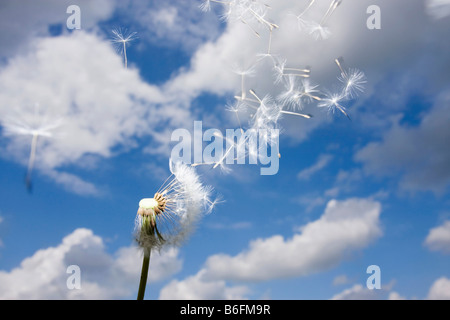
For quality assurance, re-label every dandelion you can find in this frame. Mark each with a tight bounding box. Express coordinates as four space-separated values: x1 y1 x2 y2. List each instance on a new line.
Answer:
248 89 282 127
226 100 247 135
232 62 257 101
300 79 322 103
277 76 321 110
1 104 62 192
320 0 342 26
249 89 312 123
194 130 247 171
318 91 351 120
308 0 342 40
335 57 366 98
135 160 217 299
307 21 332 40
300 0 317 17
203 0 277 41
198 1 364 171
199 0 213 12
111 28 138 68
273 58 310 85
288 0 317 31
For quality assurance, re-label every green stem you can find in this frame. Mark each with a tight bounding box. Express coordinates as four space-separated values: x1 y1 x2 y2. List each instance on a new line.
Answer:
137 247 151 300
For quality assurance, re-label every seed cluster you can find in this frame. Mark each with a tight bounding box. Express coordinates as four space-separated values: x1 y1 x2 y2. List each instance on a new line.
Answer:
153 192 167 215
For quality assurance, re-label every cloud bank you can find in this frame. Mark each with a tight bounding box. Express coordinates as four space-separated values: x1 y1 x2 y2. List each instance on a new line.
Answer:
159 198 382 298
0 228 182 299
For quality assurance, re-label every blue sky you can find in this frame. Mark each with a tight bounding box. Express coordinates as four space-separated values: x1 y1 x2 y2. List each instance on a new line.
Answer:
0 0 449 300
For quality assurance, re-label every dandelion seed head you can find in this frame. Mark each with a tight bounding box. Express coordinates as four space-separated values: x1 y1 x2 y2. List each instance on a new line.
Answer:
277 75 301 108
111 28 138 45
307 22 331 40
257 95 282 123
339 68 367 98
2 104 63 139
199 0 213 12
231 62 257 77
318 91 351 119
135 160 215 251
227 100 247 114
273 58 287 84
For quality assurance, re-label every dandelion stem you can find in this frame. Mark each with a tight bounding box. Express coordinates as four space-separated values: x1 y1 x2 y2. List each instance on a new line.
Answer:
123 42 128 69
26 133 39 191
241 74 246 99
137 247 151 300
283 73 310 78
281 110 312 119
335 57 347 79
240 18 260 37
300 0 316 17
320 0 341 26
210 0 231 5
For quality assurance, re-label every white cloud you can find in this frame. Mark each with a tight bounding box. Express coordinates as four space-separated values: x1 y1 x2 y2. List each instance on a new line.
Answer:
0 31 193 194
331 284 381 300
113 0 222 52
0 0 116 60
331 280 396 300
159 198 382 300
2 0 449 194
0 228 182 299
159 269 250 300
388 291 406 300
424 221 450 254
332 276 450 300
154 0 450 150
426 0 450 19
203 198 382 282
427 277 450 300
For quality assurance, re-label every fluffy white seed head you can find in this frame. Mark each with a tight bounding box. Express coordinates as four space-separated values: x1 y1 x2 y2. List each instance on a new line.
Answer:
135 160 215 251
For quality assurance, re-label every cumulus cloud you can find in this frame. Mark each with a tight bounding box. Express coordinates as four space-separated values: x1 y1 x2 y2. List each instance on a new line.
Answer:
2 0 449 195
159 269 250 300
388 291 407 300
114 0 222 52
0 0 116 60
331 284 384 300
155 0 450 148
203 198 382 282
427 277 450 300
0 228 182 299
159 198 382 298
332 276 450 300
424 221 450 254
330 281 404 300
0 31 194 194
